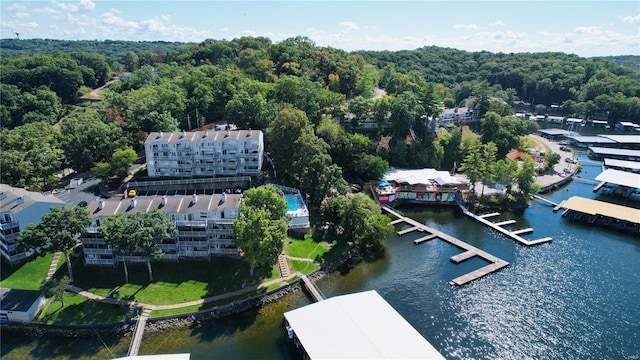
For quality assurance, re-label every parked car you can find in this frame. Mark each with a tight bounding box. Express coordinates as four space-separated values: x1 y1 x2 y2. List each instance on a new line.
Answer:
77 201 88 207
565 157 577 164
128 189 137 197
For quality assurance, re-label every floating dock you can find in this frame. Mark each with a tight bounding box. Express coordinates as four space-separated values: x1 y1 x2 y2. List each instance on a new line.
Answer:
382 205 509 286
299 273 325 303
455 200 552 246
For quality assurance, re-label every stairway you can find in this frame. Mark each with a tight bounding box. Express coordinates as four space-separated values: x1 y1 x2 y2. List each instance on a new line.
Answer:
46 252 62 281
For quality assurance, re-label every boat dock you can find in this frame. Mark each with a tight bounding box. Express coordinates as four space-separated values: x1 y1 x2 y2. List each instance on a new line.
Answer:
455 200 552 246
299 273 325 302
127 307 152 357
382 205 509 286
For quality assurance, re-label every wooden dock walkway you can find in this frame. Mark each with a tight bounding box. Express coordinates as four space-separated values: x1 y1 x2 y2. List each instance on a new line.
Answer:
128 307 151 357
414 234 438 245
299 273 325 302
454 200 552 246
532 194 560 207
382 205 509 286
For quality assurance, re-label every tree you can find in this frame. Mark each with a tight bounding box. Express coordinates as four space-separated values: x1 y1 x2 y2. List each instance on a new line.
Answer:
480 142 497 198
99 213 136 283
136 210 177 282
458 142 485 192
233 186 288 278
494 159 518 193
301 154 349 206
110 149 138 179
516 157 540 197
320 193 393 251
123 52 138 72
543 152 562 173
41 276 71 308
18 207 91 283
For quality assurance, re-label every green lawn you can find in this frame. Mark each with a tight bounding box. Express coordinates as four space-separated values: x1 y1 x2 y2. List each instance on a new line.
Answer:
38 292 128 325
283 236 331 262
288 259 319 275
0 253 54 290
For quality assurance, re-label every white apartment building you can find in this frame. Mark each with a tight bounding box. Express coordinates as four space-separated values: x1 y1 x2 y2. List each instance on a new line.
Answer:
0 184 65 265
144 128 263 178
81 193 242 266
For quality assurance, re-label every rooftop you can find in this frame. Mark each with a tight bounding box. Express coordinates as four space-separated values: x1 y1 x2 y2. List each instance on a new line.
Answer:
383 168 468 186
87 194 242 218
0 288 42 312
604 158 640 171
559 196 640 224
589 147 640 157
145 129 261 145
595 169 640 189
0 184 64 215
537 129 575 136
284 290 445 360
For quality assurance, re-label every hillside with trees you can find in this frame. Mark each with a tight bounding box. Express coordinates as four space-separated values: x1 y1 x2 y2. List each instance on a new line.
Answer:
1 37 639 200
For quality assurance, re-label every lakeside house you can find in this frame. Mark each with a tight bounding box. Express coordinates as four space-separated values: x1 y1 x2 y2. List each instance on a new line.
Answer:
80 186 310 266
374 168 470 204
144 127 263 178
0 184 65 266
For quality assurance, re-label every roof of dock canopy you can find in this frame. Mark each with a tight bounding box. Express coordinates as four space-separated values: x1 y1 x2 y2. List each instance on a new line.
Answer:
567 135 616 144
537 129 576 136
604 159 640 172
595 169 640 189
284 290 445 360
599 135 640 144
559 196 640 224
589 147 640 157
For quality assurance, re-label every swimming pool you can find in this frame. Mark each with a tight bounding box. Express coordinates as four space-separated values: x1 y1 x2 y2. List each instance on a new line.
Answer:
285 193 305 212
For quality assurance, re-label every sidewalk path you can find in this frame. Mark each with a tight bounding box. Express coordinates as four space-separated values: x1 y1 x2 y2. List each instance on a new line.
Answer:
46 252 62 282
66 273 299 312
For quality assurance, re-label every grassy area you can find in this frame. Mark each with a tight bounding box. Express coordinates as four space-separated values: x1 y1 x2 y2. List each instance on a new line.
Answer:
38 292 128 325
288 259 319 275
0 253 54 290
283 235 331 262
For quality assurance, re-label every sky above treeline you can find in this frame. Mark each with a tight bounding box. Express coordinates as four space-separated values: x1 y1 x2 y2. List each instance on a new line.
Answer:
2 0 639 57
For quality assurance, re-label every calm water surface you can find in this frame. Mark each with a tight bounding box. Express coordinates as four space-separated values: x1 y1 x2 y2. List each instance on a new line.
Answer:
3 160 639 359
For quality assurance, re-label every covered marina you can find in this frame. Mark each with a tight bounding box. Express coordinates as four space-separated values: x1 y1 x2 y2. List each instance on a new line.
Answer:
284 290 445 360
592 169 640 199
555 196 640 233
567 135 640 149
588 147 640 161
604 158 640 173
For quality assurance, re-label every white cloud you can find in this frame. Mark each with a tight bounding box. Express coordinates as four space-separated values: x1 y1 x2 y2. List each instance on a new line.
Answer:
621 14 640 25
13 12 30 19
574 26 602 35
340 21 359 32
219 27 229 32
1 20 39 29
101 12 140 30
453 23 477 30
7 3 25 11
109 8 121 14
489 20 505 27
33 7 60 14
53 0 95 13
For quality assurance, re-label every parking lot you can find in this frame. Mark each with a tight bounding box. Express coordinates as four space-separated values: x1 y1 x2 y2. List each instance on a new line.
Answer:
54 178 104 208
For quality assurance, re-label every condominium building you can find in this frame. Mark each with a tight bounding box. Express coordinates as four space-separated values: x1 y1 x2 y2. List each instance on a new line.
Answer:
144 128 263 178
0 184 65 265
81 193 242 266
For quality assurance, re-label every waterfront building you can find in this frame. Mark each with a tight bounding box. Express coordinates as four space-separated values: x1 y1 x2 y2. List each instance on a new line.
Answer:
603 159 640 173
144 128 263 178
557 196 640 233
81 184 309 266
0 184 65 266
593 169 640 200
0 288 46 323
284 290 445 360
588 147 640 161
537 128 576 141
614 121 640 131
81 193 242 266
374 168 470 204
567 135 640 149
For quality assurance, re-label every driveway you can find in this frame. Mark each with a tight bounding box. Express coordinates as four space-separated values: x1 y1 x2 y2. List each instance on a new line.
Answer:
54 178 103 208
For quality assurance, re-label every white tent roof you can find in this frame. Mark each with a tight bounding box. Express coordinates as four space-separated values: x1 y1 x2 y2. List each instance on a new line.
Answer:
595 169 640 189
383 168 468 186
284 291 445 360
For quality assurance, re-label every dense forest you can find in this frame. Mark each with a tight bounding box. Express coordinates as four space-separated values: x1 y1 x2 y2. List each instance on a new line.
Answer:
1 37 639 198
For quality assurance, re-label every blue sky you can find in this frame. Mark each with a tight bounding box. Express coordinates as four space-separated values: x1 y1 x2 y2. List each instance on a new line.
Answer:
2 1 639 57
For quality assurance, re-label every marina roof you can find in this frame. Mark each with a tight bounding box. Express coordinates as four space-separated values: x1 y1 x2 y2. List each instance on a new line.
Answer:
599 135 640 144
589 147 640 157
567 136 615 144
284 290 444 360
538 129 575 136
595 169 640 189
383 168 468 186
604 158 640 171
559 196 640 224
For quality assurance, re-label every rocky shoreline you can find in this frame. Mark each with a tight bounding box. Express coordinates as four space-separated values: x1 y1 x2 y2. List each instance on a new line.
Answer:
1 265 333 338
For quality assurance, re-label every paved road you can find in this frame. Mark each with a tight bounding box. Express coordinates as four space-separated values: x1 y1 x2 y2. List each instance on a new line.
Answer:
54 178 103 208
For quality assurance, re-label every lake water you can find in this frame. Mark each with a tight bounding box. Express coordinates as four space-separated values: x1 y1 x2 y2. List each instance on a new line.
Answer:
3 156 639 359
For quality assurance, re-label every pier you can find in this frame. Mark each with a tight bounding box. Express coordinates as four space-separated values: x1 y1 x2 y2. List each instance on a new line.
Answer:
455 200 552 246
382 205 509 286
532 194 560 207
127 307 152 357
299 273 325 302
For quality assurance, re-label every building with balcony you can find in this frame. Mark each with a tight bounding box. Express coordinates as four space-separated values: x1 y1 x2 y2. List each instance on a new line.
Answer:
81 193 242 266
144 128 263 178
0 184 65 266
